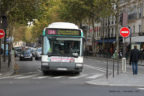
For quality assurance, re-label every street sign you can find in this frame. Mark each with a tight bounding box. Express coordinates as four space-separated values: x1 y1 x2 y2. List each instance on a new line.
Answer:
0 29 5 39
120 27 130 38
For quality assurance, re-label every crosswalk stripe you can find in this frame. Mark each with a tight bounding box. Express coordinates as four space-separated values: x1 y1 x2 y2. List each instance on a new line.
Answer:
86 74 103 79
138 88 144 90
32 76 47 79
0 75 22 79
0 73 104 80
52 76 64 79
69 74 87 79
15 75 38 79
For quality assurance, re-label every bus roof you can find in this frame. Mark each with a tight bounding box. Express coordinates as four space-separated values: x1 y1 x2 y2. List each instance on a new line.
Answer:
47 22 79 29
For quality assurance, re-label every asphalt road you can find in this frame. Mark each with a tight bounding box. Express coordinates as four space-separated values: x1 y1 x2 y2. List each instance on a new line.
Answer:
0 57 144 96
0 78 144 96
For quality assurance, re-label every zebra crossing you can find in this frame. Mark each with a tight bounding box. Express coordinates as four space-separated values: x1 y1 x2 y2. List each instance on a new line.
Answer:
0 73 104 80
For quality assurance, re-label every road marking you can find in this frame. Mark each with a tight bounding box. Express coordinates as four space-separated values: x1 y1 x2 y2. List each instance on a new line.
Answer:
15 75 38 79
52 76 64 79
138 88 144 90
84 64 110 72
0 75 22 79
0 76 12 79
86 74 103 79
32 76 48 79
69 74 87 79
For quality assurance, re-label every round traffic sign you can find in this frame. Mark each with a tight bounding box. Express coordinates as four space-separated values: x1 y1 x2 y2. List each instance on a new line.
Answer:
0 29 5 39
120 27 130 38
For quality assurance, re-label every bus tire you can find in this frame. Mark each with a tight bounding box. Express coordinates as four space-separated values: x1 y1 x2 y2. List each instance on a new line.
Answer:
72 72 80 75
42 71 47 75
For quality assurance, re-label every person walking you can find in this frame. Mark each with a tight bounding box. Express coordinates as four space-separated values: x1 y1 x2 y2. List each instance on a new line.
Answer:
130 46 140 75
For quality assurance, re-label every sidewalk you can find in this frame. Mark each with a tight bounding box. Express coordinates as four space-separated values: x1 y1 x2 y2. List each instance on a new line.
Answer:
86 56 144 87
86 56 144 66
86 72 144 87
0 51 15 76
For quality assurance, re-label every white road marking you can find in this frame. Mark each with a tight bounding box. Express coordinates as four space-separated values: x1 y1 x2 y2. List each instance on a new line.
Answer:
52 76 64 79
84 64 111 72
69 74 87 79
138 88 144 90
0 75 22 79
0 76 12 79
32 76 47 79
15 75 38 79
86 74 103 79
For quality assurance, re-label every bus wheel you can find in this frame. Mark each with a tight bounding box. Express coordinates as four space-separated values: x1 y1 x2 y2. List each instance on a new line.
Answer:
42 71 47 75
72 72 80 75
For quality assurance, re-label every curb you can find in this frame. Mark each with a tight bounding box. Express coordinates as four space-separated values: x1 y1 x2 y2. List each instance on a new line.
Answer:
85 81 144 87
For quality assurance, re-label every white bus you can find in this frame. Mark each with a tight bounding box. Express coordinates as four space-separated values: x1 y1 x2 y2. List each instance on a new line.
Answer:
41 22 84 74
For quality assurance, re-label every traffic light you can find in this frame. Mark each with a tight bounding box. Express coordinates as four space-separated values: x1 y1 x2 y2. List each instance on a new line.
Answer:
1 15 8 28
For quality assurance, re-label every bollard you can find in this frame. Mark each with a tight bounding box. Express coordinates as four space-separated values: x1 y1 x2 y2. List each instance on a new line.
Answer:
122 57 126 72
117 58 119 75
113 58 115 78
106 58 109 79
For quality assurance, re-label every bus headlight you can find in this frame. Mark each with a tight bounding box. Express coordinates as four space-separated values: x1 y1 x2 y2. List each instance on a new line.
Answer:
76 64 83 67
42 62 49 66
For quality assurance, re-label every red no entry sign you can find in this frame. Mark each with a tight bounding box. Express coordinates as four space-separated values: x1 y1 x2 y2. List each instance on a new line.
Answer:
120 27 130 38
0 29 5 39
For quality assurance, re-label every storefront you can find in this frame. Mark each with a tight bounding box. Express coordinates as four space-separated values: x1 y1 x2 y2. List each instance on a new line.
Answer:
125 36 144 50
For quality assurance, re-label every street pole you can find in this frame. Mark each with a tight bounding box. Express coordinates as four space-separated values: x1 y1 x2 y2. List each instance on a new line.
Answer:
115 1 119 60
122 37 126 72
3 28 6 62
115 0 120 74
0 39 1 72
1 16 7 62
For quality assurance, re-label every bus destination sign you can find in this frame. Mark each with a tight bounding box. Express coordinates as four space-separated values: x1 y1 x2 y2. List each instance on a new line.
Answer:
45 29 81 36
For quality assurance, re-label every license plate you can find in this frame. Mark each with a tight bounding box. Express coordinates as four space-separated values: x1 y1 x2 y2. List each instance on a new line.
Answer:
25 57 30 58
57 68 67 71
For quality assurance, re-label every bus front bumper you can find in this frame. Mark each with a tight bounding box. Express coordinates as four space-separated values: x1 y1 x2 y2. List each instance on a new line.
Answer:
41 63 83 72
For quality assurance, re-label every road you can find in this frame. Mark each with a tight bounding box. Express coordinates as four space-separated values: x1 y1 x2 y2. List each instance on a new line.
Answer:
0 57 144 96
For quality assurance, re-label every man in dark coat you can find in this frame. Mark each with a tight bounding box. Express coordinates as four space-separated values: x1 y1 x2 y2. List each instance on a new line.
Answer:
130 46 140 75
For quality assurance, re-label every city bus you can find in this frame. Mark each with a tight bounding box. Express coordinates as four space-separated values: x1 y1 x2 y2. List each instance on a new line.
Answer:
41 22 84 75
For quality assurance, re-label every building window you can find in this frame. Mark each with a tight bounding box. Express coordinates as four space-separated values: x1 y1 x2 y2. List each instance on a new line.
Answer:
138 7 142 18
133 25 135 34
112 28 113 37
139 25 141 33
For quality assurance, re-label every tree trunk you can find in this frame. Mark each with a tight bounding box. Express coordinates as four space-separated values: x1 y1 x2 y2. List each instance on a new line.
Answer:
92 18 95 56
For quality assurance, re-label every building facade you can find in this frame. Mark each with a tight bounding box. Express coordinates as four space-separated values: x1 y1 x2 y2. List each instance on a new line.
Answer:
85 0 144 56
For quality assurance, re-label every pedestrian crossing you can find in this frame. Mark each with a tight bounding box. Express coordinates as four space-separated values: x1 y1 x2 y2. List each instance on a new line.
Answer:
0 73 104 80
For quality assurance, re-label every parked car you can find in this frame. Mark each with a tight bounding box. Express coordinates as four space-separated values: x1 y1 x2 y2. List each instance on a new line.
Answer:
30 48 36 57
14 47 22 57
19 50 33 61
35 47 42 60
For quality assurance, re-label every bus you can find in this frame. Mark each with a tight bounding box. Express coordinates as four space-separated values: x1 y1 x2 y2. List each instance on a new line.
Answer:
41 22 84 75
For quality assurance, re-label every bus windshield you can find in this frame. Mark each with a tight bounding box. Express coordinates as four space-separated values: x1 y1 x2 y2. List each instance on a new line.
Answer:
43 36 81 57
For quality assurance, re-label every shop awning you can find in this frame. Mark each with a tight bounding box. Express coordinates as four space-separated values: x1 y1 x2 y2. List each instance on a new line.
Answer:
96 39 116 43
125 36 144 43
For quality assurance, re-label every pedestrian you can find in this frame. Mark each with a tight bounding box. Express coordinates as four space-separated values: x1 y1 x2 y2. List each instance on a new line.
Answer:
130 46 140 75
